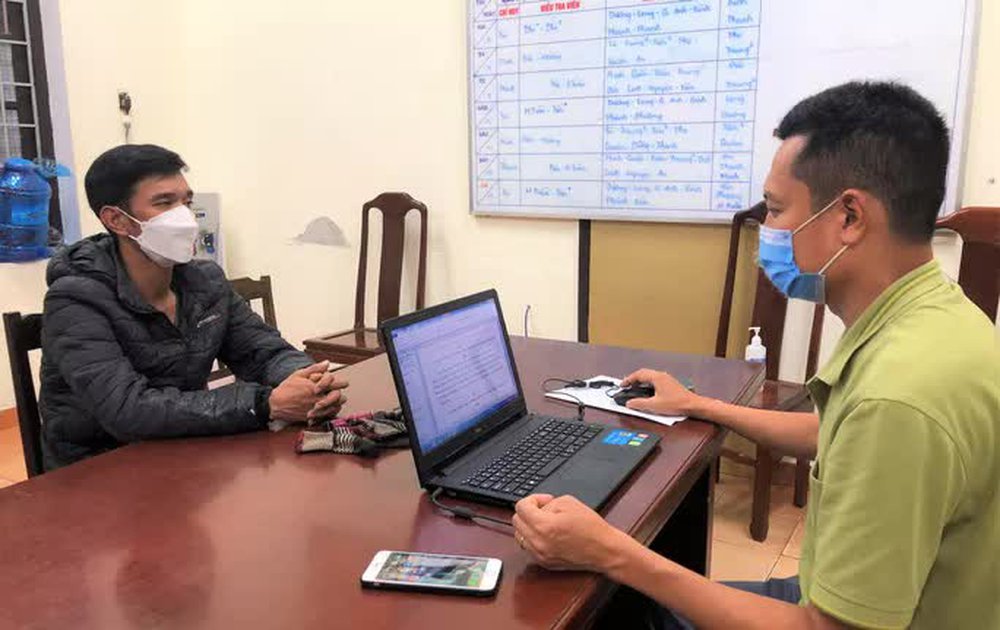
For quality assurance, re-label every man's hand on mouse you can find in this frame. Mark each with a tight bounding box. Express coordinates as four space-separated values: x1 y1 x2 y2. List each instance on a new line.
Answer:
621 369 700 416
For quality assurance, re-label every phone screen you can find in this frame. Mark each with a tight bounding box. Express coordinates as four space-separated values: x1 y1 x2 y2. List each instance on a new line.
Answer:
375 552 491 588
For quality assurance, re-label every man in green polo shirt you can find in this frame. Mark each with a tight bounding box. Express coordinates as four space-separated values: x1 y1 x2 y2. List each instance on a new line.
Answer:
511 81 999 629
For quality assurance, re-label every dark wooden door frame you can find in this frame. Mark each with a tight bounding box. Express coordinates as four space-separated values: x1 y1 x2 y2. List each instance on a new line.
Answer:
577 219 590 343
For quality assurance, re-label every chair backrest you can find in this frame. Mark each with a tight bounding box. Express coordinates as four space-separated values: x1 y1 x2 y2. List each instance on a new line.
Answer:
354 192 428 328
715 202 825 382
935 206 1000 323
209 276 279 382
230 275 277 328
2 311 44 478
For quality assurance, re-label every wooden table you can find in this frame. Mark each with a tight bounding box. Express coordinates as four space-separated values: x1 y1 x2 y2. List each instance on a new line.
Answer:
0 337 762 629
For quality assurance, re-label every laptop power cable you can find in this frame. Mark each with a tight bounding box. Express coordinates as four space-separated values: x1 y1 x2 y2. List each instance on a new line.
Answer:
430 488 514 527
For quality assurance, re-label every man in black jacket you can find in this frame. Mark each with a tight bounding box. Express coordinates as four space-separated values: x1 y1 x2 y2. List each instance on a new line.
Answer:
39 144 347 469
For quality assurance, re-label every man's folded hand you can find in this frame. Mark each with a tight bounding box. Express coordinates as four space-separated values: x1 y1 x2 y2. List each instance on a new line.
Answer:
269 361 348 422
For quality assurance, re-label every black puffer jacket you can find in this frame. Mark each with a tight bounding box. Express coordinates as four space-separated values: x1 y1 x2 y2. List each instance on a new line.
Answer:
39 234 313 469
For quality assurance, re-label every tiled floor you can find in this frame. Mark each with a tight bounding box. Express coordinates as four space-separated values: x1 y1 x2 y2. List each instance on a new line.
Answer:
0 408 802 581
0 408 26 486
711 464 804 582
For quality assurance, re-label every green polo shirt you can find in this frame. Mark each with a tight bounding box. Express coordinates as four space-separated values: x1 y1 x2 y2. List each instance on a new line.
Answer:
798 260 1000 629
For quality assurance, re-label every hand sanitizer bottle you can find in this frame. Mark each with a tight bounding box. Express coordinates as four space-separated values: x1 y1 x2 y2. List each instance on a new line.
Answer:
745 327 767 364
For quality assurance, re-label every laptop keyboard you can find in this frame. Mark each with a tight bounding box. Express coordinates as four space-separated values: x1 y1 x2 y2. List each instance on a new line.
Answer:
462 418 603 498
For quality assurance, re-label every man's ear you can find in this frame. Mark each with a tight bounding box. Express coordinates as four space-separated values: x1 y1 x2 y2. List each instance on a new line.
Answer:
839 189 868 245
99 206 138 237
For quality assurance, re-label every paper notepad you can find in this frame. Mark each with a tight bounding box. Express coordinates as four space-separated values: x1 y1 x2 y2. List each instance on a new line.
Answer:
544 375 686 427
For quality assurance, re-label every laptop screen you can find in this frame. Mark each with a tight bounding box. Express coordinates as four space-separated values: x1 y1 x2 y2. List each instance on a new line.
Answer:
388 297 520 453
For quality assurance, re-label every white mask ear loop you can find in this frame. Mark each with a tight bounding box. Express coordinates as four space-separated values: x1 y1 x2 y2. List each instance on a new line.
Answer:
792 194 851 275
818 244 850 274
793 195 842 235
115 207 143 230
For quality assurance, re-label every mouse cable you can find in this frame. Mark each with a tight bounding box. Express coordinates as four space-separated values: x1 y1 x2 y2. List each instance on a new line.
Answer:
604 384 625 400
542 377 586 389
540 378 587 421
430 488 513 528
542 377 617 390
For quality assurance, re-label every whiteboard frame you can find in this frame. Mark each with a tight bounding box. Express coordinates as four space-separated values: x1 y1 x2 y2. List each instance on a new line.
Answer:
466 0 981 224
942 0 981 217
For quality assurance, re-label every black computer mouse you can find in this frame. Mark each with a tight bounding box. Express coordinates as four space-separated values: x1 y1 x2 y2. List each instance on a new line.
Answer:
612 382 656 406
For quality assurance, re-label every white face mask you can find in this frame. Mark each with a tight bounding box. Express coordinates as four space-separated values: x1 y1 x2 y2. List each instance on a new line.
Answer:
118 205 199 267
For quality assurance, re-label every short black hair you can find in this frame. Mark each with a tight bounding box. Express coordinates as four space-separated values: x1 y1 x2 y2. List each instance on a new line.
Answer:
84 144 187 217
775 81 949 242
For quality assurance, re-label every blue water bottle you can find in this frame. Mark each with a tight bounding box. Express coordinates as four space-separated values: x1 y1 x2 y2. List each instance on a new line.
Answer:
0 157 56 262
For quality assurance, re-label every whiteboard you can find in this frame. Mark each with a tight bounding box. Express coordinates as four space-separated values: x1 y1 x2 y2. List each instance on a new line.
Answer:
468 0 978 223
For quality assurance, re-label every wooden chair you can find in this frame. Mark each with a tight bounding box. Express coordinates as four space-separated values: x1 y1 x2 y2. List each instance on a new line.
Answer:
209 275 278 381
936 206 1000 322
3 311 44 478
304 192 428 365
715 201 824 542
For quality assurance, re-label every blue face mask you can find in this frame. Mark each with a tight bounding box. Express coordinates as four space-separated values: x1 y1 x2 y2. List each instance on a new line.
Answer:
757 195 850 303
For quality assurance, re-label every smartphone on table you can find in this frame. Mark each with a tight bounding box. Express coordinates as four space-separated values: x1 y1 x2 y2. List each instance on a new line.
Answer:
360 550 502 596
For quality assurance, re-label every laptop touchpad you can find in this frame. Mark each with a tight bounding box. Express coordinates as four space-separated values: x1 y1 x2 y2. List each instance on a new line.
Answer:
536 457 622 510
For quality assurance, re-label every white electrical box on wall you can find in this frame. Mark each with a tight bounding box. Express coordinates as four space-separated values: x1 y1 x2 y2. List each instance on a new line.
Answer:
191 193 224 270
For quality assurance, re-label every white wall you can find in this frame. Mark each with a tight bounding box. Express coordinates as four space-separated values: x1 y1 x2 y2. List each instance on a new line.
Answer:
0 0 997 408
175 1 578 356
59 0 188 236
962 0 1000 206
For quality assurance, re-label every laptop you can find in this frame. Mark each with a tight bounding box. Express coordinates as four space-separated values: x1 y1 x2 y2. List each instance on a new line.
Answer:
379 290 660 510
